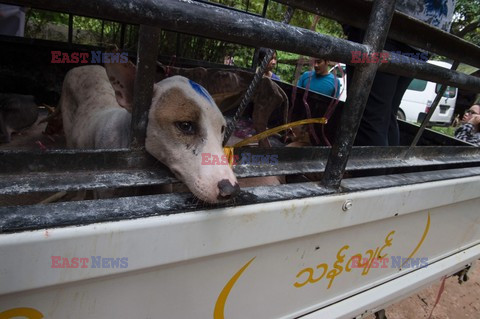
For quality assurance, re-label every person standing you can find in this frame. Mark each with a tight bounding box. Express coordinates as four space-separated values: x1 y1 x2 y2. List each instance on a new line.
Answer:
344 0 457 146
455 105 480 146
297 58 340 98
257 47 281 81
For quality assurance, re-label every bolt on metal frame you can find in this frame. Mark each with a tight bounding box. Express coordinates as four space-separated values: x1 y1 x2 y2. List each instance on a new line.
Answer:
1 0 480 231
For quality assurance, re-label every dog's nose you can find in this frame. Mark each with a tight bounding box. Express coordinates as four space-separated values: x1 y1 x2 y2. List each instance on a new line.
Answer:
217 179 240 201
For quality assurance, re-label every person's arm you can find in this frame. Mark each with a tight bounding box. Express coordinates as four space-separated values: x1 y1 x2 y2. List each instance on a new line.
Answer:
334 78 341 98
455 122 480 146
297 72 306 88
271 73 281 81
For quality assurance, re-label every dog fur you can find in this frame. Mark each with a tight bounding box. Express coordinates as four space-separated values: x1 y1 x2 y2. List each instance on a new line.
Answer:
156 64 289 147
59 64 239 203
0 94 38 143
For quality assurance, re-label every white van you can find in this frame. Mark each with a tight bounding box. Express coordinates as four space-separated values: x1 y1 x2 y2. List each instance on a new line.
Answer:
330 63 347 102
398 60 457 125
331 60 457 126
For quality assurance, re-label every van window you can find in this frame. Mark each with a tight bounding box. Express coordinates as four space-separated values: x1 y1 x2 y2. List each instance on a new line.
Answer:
407 79 428 91
435 83 457 98
331 65 345 78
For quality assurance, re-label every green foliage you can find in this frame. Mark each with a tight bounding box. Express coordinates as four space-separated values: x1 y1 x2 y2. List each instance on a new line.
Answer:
209 0 264 14
26 9 69 26
25 9 69 41
429 126 456 137
25 9 137 48
451 0 480 45
23 1 344 72
23 0 477 67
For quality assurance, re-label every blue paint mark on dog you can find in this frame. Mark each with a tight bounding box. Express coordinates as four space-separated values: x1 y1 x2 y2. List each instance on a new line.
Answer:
189 80 214 105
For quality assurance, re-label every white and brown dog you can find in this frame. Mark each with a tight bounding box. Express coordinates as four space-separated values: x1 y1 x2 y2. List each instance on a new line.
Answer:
59 64 239 203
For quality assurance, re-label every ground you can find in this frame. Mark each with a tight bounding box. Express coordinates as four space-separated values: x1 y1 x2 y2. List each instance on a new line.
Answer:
367 262 480 319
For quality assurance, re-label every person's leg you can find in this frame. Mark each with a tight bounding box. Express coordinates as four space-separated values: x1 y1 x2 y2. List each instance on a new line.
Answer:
354 71 398 146
345 27 398 146
388 76 413 146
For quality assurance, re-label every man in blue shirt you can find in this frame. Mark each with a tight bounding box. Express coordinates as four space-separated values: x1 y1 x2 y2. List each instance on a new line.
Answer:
297 59 340 98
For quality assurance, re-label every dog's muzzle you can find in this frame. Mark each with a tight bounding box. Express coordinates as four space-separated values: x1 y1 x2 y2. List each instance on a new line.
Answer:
217 179 240 201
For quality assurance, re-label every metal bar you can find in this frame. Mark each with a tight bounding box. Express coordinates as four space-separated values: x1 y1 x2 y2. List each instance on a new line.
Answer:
2 166 480 233
120 23 126 49
130 25 161 148
100 20 105 45
377 55 478 92
262 0 269 17
193 0 263 17
275 0 480 70
3 0 480 92
68 13 73 44
322 0 398 188
175 32 181 57
0 170 176 195
0 149 154 174
409 61 461 148
3 146 480 195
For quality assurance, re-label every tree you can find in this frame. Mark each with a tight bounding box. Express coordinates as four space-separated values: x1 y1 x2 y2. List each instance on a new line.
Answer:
451 0 480 45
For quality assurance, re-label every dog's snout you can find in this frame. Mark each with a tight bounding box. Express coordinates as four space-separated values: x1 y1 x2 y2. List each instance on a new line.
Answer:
217 179 240 200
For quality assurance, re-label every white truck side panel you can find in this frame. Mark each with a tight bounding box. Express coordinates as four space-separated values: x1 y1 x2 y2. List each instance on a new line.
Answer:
1 176 480 319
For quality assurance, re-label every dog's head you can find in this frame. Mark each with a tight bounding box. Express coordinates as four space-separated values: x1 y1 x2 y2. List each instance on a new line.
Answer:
106 63 239 204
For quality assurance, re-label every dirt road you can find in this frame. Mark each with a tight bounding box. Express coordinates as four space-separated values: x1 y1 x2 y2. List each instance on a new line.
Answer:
369 262 480 319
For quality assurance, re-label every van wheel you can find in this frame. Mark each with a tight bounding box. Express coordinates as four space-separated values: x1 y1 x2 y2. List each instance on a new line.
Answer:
397 110 406 121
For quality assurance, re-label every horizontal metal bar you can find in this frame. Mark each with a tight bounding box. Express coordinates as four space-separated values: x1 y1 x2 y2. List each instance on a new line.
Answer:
275 0 480 70
0 170 177 195
3 146 479 175
2 146 480 195
3 0 480 92
2 167 480 233
0 149 155 174
378 54 477 92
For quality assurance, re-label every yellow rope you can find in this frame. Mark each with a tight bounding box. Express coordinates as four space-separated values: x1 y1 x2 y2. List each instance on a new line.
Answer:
223 117 327 166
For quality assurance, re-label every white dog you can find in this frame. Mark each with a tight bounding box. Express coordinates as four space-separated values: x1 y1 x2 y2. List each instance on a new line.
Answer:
59 64 239 203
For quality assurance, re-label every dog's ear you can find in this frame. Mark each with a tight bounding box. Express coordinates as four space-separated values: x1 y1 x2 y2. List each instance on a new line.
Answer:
104 61 137 112
252 78 289 147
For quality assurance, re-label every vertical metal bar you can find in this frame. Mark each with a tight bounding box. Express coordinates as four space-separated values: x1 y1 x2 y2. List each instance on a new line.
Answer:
409 60 460 148
68 14 73 44
100 20 105 45
322 0 397 188
175 32 181 57
261 0 269 17
130 25 161 148
120 23 126 49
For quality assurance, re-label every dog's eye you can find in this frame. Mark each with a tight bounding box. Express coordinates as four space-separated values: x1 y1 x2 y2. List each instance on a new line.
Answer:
221 125 225 135
175 121 196 135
